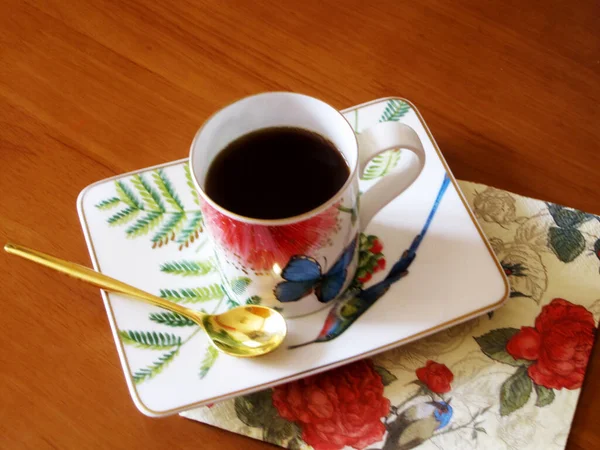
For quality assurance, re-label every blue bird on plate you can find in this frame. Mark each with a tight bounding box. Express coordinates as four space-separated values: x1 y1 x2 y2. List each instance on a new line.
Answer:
289 173 451 349
274 236 357 303
373 400 453 450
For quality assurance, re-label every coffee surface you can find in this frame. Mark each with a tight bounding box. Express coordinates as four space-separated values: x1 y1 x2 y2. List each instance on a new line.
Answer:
205 127 349 219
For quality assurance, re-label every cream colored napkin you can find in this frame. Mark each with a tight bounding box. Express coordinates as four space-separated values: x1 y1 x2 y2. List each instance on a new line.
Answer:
182 181 600 450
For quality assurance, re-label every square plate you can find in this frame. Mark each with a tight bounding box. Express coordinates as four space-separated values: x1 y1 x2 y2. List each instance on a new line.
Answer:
77 98 509 417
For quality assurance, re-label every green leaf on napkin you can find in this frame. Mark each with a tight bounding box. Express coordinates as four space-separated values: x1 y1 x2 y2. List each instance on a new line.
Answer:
474 328 531 367
149 311 196 327
548 227 586 262
547 203 593 229
287 437 304 450
118 330 182 349
234 391 301 445
409 380 430 394
234 391 275 428
500 367 532 416
374 365 398 386
264 418 300 445
534 383 555 407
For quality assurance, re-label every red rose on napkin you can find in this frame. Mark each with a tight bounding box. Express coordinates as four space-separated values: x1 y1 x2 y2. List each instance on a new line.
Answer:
416 360 454 394
506 298 596 390
272 360 390 450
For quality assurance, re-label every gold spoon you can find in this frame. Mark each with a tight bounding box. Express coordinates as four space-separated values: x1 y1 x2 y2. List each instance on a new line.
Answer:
4 243 287 358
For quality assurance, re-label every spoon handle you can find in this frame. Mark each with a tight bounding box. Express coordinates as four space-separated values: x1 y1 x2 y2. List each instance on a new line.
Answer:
4 243 200 319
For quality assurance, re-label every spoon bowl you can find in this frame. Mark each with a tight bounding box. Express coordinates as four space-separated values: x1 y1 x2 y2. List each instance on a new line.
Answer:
4 243 287 357
196 304 286 357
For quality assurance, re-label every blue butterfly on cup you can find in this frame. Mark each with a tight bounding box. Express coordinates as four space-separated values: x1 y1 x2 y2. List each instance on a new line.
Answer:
274 236 358 303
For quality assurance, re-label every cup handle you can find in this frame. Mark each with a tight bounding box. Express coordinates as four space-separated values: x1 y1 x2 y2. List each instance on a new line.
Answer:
357 121 426 231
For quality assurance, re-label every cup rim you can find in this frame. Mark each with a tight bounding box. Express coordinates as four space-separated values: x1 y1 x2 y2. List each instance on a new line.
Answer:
188 92 359 226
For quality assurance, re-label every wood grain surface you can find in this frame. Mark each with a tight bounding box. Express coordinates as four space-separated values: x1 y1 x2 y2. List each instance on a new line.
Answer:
1 1 598 449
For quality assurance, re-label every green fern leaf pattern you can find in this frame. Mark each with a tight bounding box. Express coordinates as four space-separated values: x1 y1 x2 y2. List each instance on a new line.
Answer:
230 277 252 295
199 346 219 379
107 207 141 226
95 197 120 210
126 211 164 237
159 284 224 304
177 212 204 249
131 174 165 212
132 348 180 384
119 330 182 349
153 169 184 212
97 167 205 249
184 164 200 205
152 212 186 247
95 166 228 384
160 259 215 276
359 100 410 181
245 295 262 305
149 311 196 327
115 180 144 209
362 149 402 180
378 99 410 122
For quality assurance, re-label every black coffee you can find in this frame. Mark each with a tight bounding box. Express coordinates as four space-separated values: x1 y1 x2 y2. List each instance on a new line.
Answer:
205 127 349 219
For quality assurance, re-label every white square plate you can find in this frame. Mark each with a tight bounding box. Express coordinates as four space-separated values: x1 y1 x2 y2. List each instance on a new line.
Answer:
77 98 509 417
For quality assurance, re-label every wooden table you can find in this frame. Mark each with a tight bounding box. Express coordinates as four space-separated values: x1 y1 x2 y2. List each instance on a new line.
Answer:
1 1 598 449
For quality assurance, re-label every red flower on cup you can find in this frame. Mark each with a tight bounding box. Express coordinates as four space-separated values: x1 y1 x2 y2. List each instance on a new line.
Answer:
369 238 383 255
356 235 386 284
506 298 596 390
358 272 372 284
202 200 339 271
416 360 454 394
272 360 390 450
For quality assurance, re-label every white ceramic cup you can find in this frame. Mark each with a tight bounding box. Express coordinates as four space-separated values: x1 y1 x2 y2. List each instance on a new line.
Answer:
189 92 426 317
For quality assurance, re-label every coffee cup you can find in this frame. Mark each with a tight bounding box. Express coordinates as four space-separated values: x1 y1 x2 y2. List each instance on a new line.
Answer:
189 92 425 317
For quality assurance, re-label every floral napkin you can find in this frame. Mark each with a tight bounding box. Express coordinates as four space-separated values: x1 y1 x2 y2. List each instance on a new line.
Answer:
181 182 600 450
